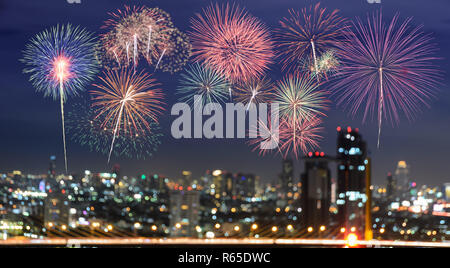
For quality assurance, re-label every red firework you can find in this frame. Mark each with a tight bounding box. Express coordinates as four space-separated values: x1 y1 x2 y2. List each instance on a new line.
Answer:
248 116 323 159
279 117 323 159
190 3 274 83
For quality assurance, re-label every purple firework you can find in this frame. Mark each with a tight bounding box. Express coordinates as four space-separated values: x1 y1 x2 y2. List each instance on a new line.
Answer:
332 11 442 148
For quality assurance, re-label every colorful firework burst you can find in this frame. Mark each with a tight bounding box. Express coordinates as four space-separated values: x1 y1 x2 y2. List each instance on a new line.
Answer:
22 24 100 173
101 6 190 72
276 3 348 74
90 68 165 162
278 116 323 159
233 77 274 110
301 49 340 79
331 11 442 148
153 27 192 74
67 102 162 160
248 116 323 159
275 74 329 124
190 3 274 83
177 63 230 112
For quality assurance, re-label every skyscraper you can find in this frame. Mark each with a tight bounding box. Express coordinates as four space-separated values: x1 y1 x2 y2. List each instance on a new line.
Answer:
301 152 332 229
395 161 410 200
386 172 397 201
48 156 56 179
336 126 368 235
280 159 294 197
169 189 200 237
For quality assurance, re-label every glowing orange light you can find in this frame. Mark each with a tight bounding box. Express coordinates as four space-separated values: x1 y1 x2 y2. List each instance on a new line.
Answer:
346 233 358 247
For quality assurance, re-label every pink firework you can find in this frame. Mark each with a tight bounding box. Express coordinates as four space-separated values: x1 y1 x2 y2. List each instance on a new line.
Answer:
248 116 323 159
331 11 442 148
279 117 323 159
190 3 274 83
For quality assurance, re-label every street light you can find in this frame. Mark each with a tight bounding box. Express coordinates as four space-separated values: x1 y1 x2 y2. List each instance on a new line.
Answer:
151 225 157 231
287 225 294 231
346 233 359 248
234 225 240 232
319 225 326 232
272 226 278 233
307 227 313 233
251 224 258 231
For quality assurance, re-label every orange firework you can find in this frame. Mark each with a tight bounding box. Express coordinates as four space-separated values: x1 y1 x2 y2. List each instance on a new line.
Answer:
90 68 165 162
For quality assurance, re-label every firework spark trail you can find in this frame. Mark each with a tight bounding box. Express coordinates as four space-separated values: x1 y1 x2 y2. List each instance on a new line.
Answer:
91 68 165 163
190 3 274 83
276 3 348 75
155 48 166 71
58 79 68 173
22 24 99 173
331 11 442 148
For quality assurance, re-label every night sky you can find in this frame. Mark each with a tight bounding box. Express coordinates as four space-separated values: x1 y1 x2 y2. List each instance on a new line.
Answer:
0 0 449 186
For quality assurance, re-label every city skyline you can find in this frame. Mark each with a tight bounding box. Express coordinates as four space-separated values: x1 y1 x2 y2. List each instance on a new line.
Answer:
0 0 449 186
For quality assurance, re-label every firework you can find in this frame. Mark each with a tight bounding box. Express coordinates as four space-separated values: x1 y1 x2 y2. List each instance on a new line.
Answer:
22 24 99 173
276 3 348 75
331 12 441 148
233 77 274 110
190 3 274 83
153 27 192 73
301 49 340 79
102 6 190 72
279 116 323 159
67 102 162 159
177 63 230 112
90 68 165 162
275 74 329 125
248 116 323 159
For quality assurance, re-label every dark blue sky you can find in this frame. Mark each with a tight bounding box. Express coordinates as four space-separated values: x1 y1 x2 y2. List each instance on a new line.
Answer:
0 0 449 186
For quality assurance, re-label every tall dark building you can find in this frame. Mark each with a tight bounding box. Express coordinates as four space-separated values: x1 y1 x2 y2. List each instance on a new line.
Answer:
386 172 397 201
301 152 332 229
336 126 368 235
236 173 256 198
48 156 56 179
169 190 200 237
280 159 294 197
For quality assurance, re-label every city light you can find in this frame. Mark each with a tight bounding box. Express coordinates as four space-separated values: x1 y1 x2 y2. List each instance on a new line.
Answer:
346 233 359 248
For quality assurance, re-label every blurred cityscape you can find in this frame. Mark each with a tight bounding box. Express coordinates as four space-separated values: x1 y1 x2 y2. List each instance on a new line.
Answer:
1 127 449 244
